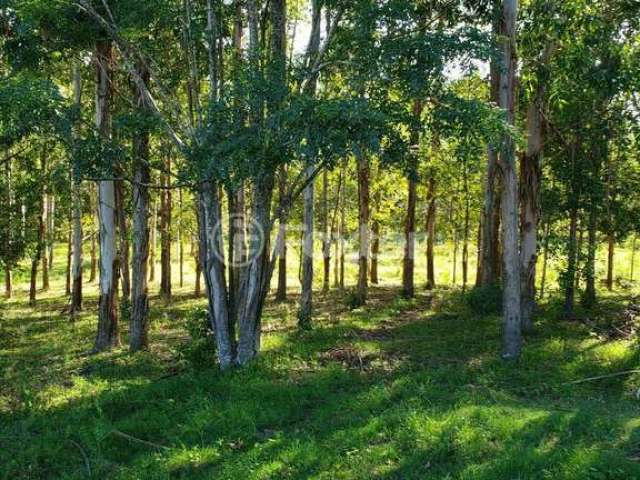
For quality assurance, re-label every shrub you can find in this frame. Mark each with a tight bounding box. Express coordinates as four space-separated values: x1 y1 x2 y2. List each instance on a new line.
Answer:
465 283 503 316
177 308 216 367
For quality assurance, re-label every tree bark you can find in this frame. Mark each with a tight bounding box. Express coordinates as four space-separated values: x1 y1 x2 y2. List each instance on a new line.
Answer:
564 205 579 319
402 100 423 297
480 4 503 287
149 196 157 283
41 160 50 292
115 178 130 300
47 193 55 271
519 101 542 331
65 221 72 296
321 169 330 292
539 219 550 300
606 234 614 291
499 0 521 360
89 200 97 283
371 214 380 285
462 164 470 291
298 0 319 328
357 154 370 304
178 188 184 288
130 63 151 352
94 39 120 352
425 175 436 290
275 165 288 301
159 156 172 298
70 62 83 315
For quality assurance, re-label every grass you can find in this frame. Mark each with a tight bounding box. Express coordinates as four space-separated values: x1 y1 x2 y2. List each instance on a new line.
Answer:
1 242 640 479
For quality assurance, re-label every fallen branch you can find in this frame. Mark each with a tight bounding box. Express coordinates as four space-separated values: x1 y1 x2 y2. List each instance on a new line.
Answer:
564 370 640 385
68 439 91 478
108 429 170 451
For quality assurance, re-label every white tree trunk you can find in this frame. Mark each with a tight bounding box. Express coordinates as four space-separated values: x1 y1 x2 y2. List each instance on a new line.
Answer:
499 0 522 360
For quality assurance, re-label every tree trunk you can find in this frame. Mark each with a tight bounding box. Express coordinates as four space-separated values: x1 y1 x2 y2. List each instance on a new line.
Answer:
235 173 276 365
30 160 46 306
539 220 550 300
41 161 50 292
94 40 120 352
70 63 83 315
47 193 55 271
582 203 597 307
520 105 542 331
563 206 579 319
480 5 502 288
297 0 319 327
149 196 157 283
275 166 288 301
499 0 521 360
89 201 97 283
298 164 314 329
178 188 184 288
425 175 436 290
160 156 172 298
462 166 470 291
4 151 13 299
321 169 331 292
403 100 423 297
130 63 151 352
199 181 234 368
115 178 130 300
631 235 637 282
357 154 370 304
339 163 346 290
371 215 380 285
65 221 72 296
606 233 614 291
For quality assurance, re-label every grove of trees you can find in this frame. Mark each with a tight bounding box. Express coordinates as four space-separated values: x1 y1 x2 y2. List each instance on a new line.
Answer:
0 0 639 368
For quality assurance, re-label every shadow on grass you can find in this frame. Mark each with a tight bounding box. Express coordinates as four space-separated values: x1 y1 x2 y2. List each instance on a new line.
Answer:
1 287 640 479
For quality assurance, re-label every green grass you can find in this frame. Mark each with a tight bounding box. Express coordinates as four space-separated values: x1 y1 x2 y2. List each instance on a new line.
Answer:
1 243 640 479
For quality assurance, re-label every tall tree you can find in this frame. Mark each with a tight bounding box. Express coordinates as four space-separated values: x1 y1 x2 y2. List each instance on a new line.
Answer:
499 0 521 360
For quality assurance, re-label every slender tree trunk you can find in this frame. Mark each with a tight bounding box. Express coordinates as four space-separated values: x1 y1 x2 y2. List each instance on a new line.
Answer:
371 215 380 285
115 179 130 300
199 181 234 367
480 5 502 287
475 217 482 287
403 100 423 297
130 63 151 352
499 0 521 360
606 234 614 291
30 154 47 306
298 164 314 328
194 209 202 297
539 219 550 300
71 63 83 315
94 39 120 352
583 204 597 307
339 163 346 290
462 167 470 291
275 165 288 301
322 170 331 292
4 269 10 300
89 201 97 283
149 196 157 283
47 193 55 271
178 188 184 288
41 161 50 292
357 154 370 304
4 152 13 299
564 206 579 319
631 235 637 282
425 175 436 290
160 156 172 298
298 0 320 327
520 101 543 331
65 221 72 296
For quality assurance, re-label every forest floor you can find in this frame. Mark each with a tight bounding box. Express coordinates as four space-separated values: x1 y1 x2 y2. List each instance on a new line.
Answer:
2 254 640 479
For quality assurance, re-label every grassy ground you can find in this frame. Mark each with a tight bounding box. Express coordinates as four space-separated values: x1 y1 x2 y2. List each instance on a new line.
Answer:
1 243 640 479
